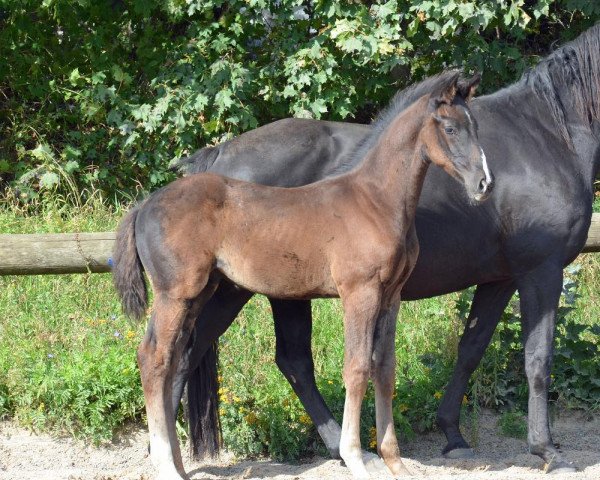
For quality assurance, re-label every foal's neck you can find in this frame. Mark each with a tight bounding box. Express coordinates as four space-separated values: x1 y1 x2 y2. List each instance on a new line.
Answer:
351 100 431 228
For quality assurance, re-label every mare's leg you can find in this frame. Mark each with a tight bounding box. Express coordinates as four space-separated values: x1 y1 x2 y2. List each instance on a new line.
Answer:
174 280 254 458
139 285 216 480
270 298 342 459
371 305 410 476
339 285 382 479
517 262 576 473
437 280 516 458
171 280 253 417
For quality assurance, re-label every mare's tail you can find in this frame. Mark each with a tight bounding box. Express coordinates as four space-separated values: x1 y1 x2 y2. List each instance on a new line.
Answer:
170 146 220 176
112 207 148 321
187 340 222 458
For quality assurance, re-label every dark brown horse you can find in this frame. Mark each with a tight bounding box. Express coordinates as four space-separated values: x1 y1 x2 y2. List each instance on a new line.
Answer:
113 71 492 480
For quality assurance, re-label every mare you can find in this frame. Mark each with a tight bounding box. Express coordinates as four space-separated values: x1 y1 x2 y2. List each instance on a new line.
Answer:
112 71 491 480
173 24 600 473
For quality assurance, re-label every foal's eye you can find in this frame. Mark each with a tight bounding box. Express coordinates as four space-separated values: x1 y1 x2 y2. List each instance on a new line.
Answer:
444 126 457 135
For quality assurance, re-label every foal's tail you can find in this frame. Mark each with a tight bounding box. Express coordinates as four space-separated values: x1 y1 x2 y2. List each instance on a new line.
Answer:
112 207 148 321
187 341 222 458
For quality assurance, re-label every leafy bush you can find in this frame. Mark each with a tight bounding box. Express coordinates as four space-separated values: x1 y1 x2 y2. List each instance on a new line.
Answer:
1 1 599 202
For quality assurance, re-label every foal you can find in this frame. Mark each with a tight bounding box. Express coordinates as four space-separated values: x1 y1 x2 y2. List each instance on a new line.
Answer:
113 71 493 480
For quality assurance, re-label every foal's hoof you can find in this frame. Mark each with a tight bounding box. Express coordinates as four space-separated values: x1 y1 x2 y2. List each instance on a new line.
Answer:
362 451 389 474
545 457 577 474
442 447 475 459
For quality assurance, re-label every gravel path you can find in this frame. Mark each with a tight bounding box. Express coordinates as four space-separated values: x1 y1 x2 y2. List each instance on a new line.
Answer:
1 410 598 479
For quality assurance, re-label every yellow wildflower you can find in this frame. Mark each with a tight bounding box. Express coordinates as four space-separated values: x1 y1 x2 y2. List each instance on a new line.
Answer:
245 412 258 425
462 395 468 405
368 426 377 449
125 330 136 341
434 391 443 400
328 380 333 385
299 414 312 425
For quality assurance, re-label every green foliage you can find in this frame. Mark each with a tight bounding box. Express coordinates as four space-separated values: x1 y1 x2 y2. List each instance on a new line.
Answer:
497 410 528 440
1 1 599 202
0 199 145 442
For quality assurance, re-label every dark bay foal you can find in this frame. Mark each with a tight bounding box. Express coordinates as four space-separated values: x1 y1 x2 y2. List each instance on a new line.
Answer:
113 71 493 480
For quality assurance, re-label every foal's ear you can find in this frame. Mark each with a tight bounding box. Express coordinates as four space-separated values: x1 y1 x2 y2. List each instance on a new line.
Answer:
457 73 481 102
432 71 460 107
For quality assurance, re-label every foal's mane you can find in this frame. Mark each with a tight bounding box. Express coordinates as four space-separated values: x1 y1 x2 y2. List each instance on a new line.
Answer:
333 70 460 174
522 23 600 144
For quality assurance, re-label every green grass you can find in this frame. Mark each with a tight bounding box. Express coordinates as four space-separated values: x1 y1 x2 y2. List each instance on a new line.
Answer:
0 199 598 459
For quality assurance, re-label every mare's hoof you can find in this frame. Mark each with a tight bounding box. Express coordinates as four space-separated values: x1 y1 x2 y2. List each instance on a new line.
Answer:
443 447 475 459
362 451 389 474
545 457 577 474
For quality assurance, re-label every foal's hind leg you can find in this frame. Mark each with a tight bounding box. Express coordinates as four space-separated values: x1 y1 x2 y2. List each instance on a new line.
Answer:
139 284 217 480
371 305 410 477
171 280 253 418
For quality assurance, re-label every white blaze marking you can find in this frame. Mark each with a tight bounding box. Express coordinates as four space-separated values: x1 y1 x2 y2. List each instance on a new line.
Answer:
480 148 492 184
462 106 492 186
463 107 474 127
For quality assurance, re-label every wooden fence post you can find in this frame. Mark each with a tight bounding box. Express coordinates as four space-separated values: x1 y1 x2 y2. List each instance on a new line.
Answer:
1 213 599 275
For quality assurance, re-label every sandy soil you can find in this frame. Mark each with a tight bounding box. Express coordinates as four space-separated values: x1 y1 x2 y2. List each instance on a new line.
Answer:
1 410 598 480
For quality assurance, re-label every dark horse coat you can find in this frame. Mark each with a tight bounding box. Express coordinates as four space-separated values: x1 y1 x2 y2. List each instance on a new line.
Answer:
173 25 600 472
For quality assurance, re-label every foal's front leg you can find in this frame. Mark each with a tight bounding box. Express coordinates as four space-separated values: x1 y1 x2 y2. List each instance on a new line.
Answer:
372 305 410 477
339 285 382 479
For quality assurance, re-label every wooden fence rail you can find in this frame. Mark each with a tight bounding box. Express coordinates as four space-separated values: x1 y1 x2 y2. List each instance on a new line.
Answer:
1 213 600 275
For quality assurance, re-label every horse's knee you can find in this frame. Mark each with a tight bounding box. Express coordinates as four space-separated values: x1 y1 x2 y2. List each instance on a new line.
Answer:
524 353 551 391
137 335 154 372
275 345 309 378
137 333 170 383
343 360 370 391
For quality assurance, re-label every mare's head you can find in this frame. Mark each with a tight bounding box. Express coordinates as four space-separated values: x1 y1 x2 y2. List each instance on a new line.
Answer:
420 72 493 203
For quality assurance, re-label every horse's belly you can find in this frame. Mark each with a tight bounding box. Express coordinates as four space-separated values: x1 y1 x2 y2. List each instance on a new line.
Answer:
216 251 338 299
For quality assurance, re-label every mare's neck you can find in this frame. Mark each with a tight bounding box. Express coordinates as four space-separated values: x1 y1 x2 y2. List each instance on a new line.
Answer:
351 102 431 227
555 84 600 182
493 78 600 189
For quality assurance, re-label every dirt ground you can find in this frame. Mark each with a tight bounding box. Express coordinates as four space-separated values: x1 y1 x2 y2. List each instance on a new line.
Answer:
1 409 599 480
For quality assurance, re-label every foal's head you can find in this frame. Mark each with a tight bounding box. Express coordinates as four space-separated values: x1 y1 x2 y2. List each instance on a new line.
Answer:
421 72 493 203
